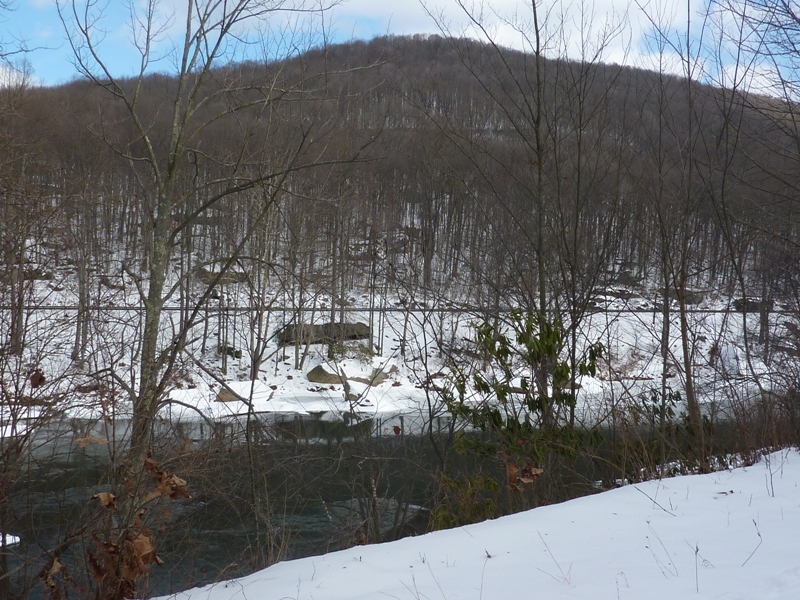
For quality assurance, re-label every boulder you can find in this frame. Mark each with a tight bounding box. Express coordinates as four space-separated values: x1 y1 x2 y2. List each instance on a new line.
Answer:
307 365 343 384
351 366 396 387
733 297 773 313
216 388 242 402
277 322 370 346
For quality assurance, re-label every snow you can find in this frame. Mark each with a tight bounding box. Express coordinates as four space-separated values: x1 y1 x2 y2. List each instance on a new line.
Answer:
9 262 797 439
164 353 443 437
153 300 793 443
1 532 19 546
155 449 800 600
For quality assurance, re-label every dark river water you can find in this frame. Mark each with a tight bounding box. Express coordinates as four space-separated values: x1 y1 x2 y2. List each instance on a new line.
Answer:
2 433 438 599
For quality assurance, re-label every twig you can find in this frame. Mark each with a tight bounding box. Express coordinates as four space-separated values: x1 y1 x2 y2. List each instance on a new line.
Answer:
634 486 677 516
428 563 448 600
479 554 489 600
537 531 571 584
741 520 762 567
646 522 678 577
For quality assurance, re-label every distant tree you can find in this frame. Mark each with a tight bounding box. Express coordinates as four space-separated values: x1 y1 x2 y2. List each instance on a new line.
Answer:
636 1 720 468
425 1 626 430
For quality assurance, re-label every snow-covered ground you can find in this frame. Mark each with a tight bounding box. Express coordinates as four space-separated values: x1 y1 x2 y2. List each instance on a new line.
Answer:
155 449 800 600
6 244 800 439
5 278 797 446
158 301 794 439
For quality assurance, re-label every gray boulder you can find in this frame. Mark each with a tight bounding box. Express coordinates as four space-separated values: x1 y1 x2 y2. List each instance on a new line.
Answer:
307 365 343 384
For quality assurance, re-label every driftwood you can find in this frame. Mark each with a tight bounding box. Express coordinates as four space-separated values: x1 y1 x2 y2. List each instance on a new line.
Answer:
276 322 370 346
733 298 773 313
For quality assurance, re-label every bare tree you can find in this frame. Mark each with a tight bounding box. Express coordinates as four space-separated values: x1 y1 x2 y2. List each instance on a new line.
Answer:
424 1 626 432
56 1 360 595
59 0 342 467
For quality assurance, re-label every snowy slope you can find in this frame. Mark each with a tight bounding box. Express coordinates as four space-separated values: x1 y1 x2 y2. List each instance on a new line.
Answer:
155 450 800 600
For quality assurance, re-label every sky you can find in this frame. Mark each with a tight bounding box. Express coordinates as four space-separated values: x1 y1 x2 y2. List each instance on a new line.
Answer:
0 0 702 88
0 1 781 96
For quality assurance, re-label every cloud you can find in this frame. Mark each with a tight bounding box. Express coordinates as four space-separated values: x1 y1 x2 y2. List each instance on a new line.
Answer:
11 0 753 89
0 63 34 87
327 0 689 69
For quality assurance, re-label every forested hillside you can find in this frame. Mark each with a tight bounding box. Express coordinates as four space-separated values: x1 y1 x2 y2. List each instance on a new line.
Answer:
5 35 797 311
3 35 797 311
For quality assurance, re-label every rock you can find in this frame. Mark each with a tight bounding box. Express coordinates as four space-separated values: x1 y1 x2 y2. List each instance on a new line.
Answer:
733 297 772 313
307 365 342 384
216 388 241 402
351 367 393 387
277 322 370 346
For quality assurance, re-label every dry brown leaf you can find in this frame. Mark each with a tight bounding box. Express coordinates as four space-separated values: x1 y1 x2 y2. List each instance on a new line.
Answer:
130 530 163 568
44 558 62 588
49 558 62 576
92 492 116 509
519 464 544 483
76 435 109 448
132 532 155 561
506 462 520 487
167 475 190 500
156 473 191 500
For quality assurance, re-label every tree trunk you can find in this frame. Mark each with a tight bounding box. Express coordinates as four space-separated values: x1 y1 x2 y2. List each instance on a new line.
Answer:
678 276 705 469
129 216 170 474
8 264 23 355
72 259 90 362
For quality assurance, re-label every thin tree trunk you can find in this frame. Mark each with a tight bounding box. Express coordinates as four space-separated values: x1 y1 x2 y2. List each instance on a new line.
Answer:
9 264 23 355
